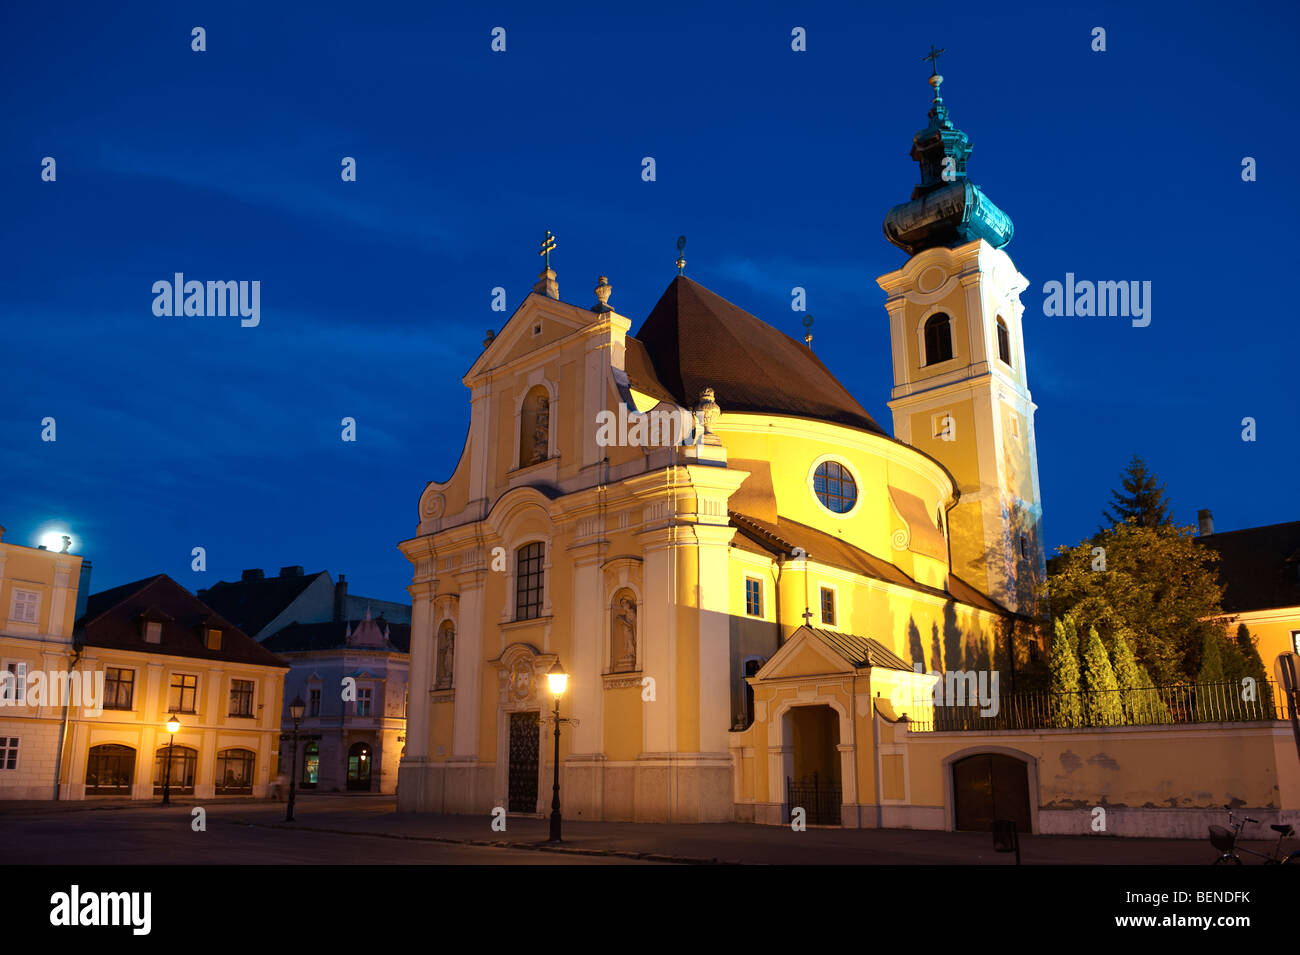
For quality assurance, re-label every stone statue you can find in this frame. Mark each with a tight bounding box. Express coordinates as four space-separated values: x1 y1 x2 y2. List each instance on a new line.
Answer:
436 625 454 689
613 591 637 671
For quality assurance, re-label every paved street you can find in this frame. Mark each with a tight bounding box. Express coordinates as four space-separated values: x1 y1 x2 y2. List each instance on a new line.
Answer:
3 794 1288 864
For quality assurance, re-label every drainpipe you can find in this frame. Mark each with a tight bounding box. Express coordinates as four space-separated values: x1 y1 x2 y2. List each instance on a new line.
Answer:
53 642 84 801
871 688 883 829
850 667 863 829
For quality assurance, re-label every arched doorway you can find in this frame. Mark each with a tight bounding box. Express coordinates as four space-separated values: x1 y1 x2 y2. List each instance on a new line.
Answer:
347 742 372 791
301 741 319 789
85 744 135 795
785 705 842 826
952 753 1031 832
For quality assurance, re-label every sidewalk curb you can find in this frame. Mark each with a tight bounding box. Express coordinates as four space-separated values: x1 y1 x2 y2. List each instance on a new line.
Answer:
235 819 738 865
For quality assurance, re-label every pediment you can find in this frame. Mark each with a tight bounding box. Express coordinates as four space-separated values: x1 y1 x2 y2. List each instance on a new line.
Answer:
755 629 855 681
465 293 598 381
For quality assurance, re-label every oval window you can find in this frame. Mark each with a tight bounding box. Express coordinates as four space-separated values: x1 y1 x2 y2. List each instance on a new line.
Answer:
813 461 857 513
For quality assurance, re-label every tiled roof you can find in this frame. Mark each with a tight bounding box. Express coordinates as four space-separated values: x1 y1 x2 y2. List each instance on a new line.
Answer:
1198 521 1300 613
76 575 288 668
197 571 328 635
263 619 411 654
729 509 1013 617
632 276 886 435
799 626 913 671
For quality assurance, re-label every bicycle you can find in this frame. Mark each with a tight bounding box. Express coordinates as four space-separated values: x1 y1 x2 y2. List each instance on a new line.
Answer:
1208 806 1300 864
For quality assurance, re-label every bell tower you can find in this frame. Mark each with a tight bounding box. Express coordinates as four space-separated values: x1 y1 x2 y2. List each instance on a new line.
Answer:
877 64 1045 616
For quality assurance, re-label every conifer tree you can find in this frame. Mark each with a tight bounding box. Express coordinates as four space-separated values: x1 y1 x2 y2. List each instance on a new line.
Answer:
1104 454 1172 529
1195 630 1227 721
1049 615 1083 728
1081 627 1123 725
1235 622 1275 719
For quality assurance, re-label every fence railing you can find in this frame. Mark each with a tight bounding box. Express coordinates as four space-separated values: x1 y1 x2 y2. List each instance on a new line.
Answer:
904 680 1293 732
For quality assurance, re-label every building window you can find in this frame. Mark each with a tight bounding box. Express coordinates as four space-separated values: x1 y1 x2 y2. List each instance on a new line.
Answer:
923 313 953 365
742 658 764 728
309 688 321 716
1 662 26 704
0 737 18 770
169 673 198 714
820 587 836 626
356 688 372 717
515 542 545 620
143 621 162 644
103 667 135 710
744 578 763 617
153 746 198 795
229 679 255 717
9 589 40 624
86 744 135 795
996 317 1012 366
813 460 857 514
1292 630 1300 655
302 742 319 788
216 749 255 795
205 628 222 651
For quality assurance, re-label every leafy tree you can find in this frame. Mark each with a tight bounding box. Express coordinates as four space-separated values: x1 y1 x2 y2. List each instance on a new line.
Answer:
1081 627 1123 725
1046 520 1227 683
1104 454 1172 529
1049 615 1083 728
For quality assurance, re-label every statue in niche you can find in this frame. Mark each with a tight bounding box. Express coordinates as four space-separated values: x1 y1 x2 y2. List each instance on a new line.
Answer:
612 590 637 671
435 623 454 689
529 395 550 464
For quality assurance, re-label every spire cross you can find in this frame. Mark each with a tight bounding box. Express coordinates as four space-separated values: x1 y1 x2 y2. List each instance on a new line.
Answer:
923 44 945 76
539 230 556 270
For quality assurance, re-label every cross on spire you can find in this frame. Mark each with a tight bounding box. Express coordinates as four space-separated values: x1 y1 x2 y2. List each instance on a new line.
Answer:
801 606 814 625
923 44 945 76
539 230 556 270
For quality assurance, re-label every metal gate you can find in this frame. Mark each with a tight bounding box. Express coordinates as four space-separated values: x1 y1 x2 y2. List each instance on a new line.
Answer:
787 771 841 826
952 753 1031 832
508 711 539 813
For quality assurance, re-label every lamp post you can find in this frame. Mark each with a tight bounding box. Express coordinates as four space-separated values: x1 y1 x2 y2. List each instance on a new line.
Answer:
161 714 180 805
546 661 568 842
285 695 305 823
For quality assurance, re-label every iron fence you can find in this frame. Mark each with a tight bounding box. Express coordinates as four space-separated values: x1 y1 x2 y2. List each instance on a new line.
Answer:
904 680 1292 732
786 771 842 825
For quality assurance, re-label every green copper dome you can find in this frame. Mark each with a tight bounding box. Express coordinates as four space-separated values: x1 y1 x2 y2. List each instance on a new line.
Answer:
883 73 1013 255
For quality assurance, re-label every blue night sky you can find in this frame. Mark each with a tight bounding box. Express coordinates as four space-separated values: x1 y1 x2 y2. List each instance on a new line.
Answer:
2 0 1296 606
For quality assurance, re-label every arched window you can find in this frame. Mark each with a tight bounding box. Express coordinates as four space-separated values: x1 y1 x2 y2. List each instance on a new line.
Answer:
996 317 1012 366
347 742 372 791
516 542 545 620
813 461 857 514
435 620 455 689
924 313 953 365
519 385 551 467
86 744 135 795
216 748 255 794
153 745 198 795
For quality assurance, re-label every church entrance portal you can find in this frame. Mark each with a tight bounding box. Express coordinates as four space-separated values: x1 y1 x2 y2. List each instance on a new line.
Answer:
952 753 1031 832
508 711 540 812
786 705 842 826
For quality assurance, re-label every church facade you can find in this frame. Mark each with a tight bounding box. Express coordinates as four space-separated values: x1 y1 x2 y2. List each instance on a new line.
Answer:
396 71 1051 825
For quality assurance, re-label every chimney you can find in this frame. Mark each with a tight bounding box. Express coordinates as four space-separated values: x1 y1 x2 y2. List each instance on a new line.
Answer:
74 558 93 624
1198 509 1215 536
241 568 265 581
279 565 304 577
334 574 348 622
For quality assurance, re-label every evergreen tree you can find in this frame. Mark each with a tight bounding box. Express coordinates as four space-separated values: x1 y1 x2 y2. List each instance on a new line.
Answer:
1112 627 1171 725
1104 454 1173 529
1049 615 1083 728
1235 623 1275 720
1194 630 1227 721
1081 627 1123 725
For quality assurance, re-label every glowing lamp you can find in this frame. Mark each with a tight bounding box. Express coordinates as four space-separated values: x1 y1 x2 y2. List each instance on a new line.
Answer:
547 661 568 697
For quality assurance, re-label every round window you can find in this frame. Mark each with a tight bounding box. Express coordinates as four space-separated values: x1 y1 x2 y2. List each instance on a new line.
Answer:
813 461 857 513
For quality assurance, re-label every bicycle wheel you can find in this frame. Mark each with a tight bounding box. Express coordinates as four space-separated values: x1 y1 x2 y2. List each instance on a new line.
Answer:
1212 855 1242 865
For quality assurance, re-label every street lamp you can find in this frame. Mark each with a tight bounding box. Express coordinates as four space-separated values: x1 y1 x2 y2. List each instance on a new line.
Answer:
547 661 568 842
286 695 305 823
161 714 180 805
